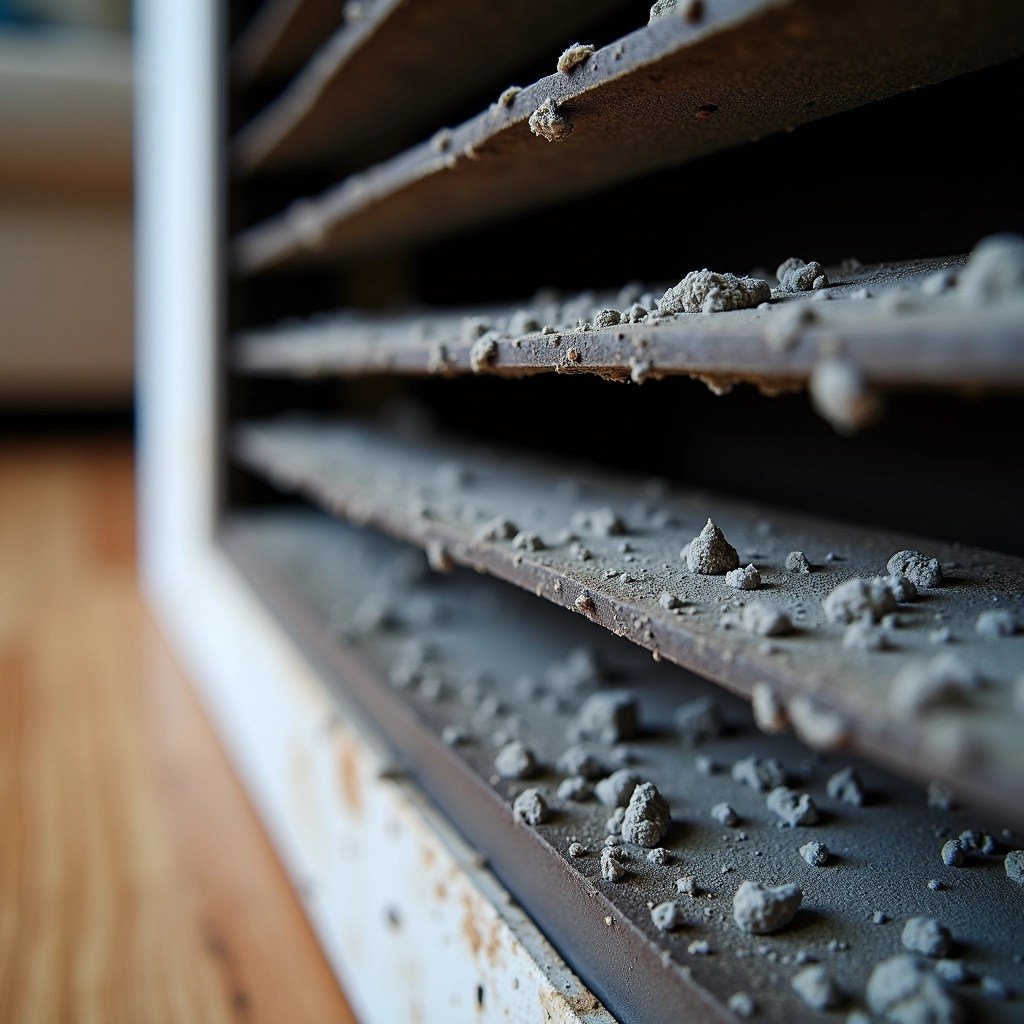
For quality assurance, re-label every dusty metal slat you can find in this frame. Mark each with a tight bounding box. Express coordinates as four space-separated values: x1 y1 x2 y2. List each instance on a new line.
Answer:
232 0 1024 273
232 417 1024 827
233 254 1024 396
225 507 1024 1024
232 0 342 85
232 0 628 173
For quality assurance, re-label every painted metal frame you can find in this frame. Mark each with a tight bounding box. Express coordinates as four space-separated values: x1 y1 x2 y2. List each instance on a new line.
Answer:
134 2 610 1020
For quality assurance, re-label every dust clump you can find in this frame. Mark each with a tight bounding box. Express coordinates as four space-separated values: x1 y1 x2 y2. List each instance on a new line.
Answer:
469 333 498 371
800 841 830 866
529 98 573 141
475 516 517 542
568 841 587 858
866 955 962 1024
733 880 802 934
901 917 953 958
557 43 595 75
823 577 896 625
726 563 761 590
557 776 592 802
767 786 819 827
674 696 720 745
621 782 671 847
777 257 829 292
512 530 544 551
574 691 638 742
940 840 964 867
595 769 641 807
732 755 786 791
786 550 813 574
886 550 942 589
811 358 882 434
649 0 703 21
957 233 1024 305
890 654 982 715
752 682 788 732
792 964 839 1009
557 744 605 780
592 308 621 328
712 802 739 826
572 506 626 536
659 270 770 314
651 900 686 931
494 740 538 779
1003 849 1024 885
826 766 865 806
727 992 756 1018
685 518 740 574
513 787 549 825
743 604 792 636
975 609 1017 637
601 846 627 882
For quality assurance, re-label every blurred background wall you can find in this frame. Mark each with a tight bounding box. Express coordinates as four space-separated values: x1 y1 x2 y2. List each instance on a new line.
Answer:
0 0 133 410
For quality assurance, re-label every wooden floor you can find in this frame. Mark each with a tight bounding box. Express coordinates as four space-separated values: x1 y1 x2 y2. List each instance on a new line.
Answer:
0 437 356 1024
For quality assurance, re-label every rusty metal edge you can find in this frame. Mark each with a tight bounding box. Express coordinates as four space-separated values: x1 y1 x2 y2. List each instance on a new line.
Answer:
221 516 735 1024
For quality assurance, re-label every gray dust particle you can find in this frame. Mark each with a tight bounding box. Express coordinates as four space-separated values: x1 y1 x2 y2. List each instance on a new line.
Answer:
826 766 866 806
674 696 721 745
764 304 817 353
791 964 839 1010
569 542 593 561
727 992 756 1018
556 744 605 780
959 829 997 856
651 900 687 932
441 724 470 746
901 917 953 958
571 506 626 536
574 690 639 743
469 333 498 372
886 550 943 589
752 682 788 733
842 619 891 652
649 0 703 22
733 880 803 934
629 357 652 384
676 875 697 895
957 233 1024 305
922 269 957 296
785 550 813 574
882 573 918 604
732 755 787 792
627 302 649 322
557 775 593 802
866 956 961 1024
927 780 955 811
940 839 965 867
1005 850 1024 886
981 976 1011 1000
621 782 672 847
767 786 820 827
712 802 739 826
799 841 831 866
927 879 944 891
889 654 982 716
685 518 740 575
976 608 1018 637
511 530 544 551
823 577 897 625
592 308 621 328
726 564 762 591
659 269 771 314
568 841 587 858
462 516 512 544
601 846 628 882
688 939 713 955
788 695 848 752
556 42 595 75
494 740 538 779
776 257 829 292
873 911 889 925
810 359 882 434
595 769 642 808
512 787 548 825
694 754 716 776
528 98 573 142
659 590 683 610
647 847 671 866
934 959 969 985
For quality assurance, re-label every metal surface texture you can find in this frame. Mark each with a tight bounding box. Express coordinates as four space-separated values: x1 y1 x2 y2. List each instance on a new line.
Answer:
225 507 1024 1024
233 418 1024 826
232 0 628 173
233 255 1024 393
232 0 1024 272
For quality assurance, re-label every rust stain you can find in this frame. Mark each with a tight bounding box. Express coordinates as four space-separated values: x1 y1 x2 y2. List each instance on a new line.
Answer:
459 890 503 969
337 743 363 816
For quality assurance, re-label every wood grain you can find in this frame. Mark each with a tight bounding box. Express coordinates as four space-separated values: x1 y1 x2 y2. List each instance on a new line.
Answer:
0 439 356 1024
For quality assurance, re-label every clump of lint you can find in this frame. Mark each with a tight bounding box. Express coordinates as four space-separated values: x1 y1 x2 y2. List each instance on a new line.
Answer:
557 43 594 75
684 518 739 574
529 98 573 141
776 256 829 291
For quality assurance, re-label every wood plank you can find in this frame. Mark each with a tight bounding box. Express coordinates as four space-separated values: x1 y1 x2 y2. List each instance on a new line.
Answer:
233 0 1024 272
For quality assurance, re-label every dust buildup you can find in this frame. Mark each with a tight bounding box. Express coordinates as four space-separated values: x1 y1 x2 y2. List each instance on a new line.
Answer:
727 992 756 1018
732 755 786 791
676 875 697 895
712 802 739 826
823 577 897 625
1003 850 1024 885
799 841 830 866
674 696 721 745
649 0 702 21
529 98 573 142
776 257 829 292
810 359 882 434
557 42 594 75
494 740 538 779
475 516 517 542
647 847 670 866
957 233 1024 305
557 775 593 802
595 769 641 807
940 840 965 867
469 334 498 371
568 841 587 858
621 782 671 847
767 786 819 827
685 519 740 575
886 550 943 589
733 880 802 934
890 654 982 716
513 787 548 825
572 506 626 536
557 744 605 780
826 766 865 806
785 550 812 574
512 530 544 552
901 917 953 958
866 956 962 1024
976 609 1017 637
742 604 792 636
601 846 627 882
650 900 686 932
726 564 761 590
496 85 520 108
592 308 621 328
882 573 918 604
574 691 638 742
791 964 839 1010
659 270 770 314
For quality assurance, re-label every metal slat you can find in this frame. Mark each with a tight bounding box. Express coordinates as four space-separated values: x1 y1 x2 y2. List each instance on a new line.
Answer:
226 507 1024 1024
232 0 342 85
232 0 1024 273
232 418 1024 826
232 0 628 173
233 255 1024 396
